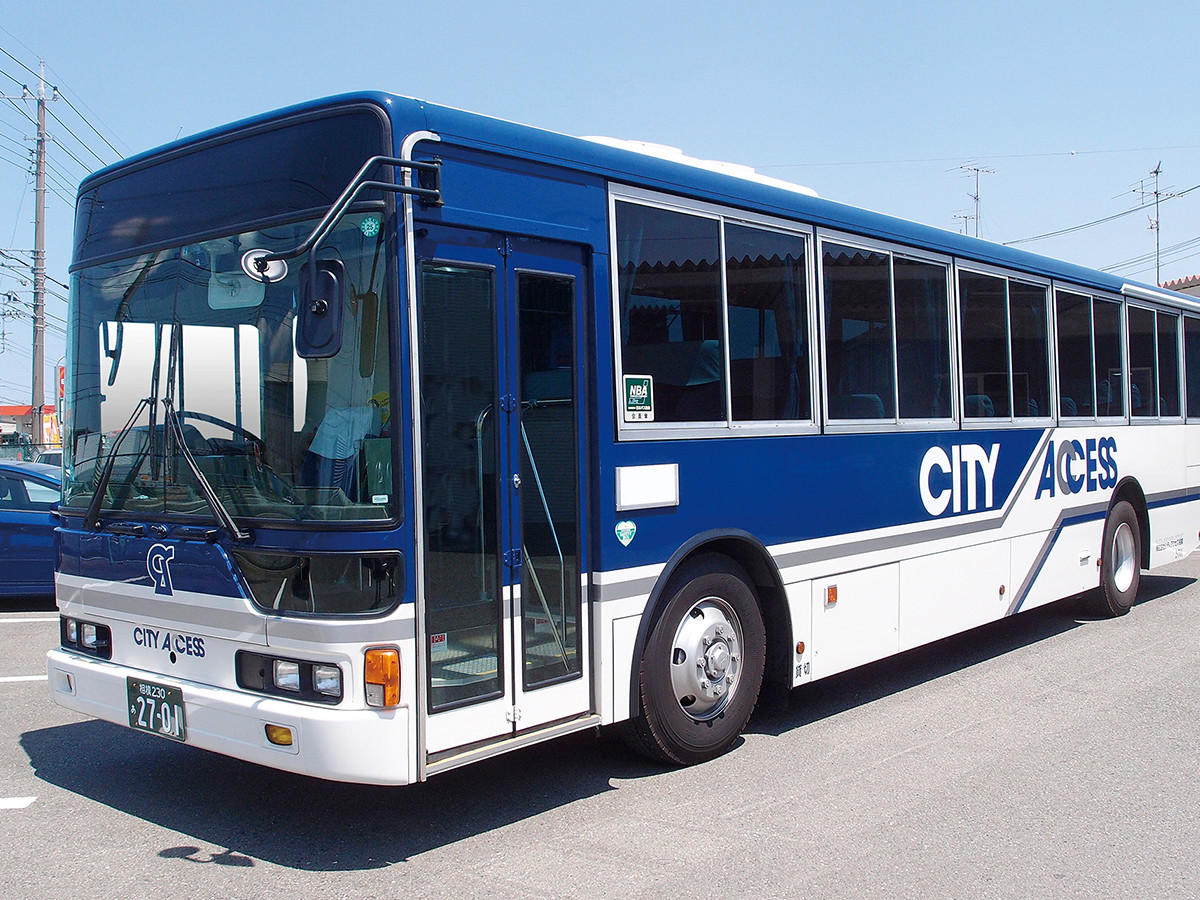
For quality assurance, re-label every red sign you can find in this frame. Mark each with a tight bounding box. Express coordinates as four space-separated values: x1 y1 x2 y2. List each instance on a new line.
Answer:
58 365 65 401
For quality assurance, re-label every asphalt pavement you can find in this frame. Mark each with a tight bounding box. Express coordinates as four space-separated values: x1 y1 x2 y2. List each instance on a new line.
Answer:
1 556 1198 898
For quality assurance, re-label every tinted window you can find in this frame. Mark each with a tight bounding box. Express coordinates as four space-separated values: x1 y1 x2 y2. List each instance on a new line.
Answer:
73 107 389 266
823 244 893 419
616 202 725 423
1158 312 1180 417
725 224 811 421
1056 291 1094 417
1185 317 1200 418
1093 299 1124 417
1009 281 1050 418
1128 304 1156 415
1128 306 1157 416
960 272 1010 418
895 259 951 419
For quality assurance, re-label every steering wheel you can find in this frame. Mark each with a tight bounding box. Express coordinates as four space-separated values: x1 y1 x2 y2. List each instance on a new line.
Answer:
176 410 297 504
176 410 266 453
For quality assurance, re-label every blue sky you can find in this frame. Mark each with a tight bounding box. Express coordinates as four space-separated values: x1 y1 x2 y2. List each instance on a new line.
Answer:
1 0 1198 405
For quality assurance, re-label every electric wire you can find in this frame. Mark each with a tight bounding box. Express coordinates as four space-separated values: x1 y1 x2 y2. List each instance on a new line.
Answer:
1005 183 1200 246
45 104 108 167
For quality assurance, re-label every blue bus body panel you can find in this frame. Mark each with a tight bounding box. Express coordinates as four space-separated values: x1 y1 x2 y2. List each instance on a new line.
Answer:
596 429 1046 568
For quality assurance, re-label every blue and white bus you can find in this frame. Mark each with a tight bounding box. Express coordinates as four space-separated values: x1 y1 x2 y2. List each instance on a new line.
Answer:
48 92 1200 783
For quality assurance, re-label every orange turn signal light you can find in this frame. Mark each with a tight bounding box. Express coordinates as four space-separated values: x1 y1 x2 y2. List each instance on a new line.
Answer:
364 648 400 708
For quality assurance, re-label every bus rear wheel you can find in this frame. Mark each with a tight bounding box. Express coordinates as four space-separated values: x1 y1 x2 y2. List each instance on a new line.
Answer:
1096 500 1141 617
626 555 765 765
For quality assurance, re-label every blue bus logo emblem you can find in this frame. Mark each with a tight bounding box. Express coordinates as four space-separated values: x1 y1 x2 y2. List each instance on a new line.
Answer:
147 544 176 596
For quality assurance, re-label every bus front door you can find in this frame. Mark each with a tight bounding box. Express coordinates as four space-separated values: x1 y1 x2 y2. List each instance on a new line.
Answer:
415 226 590 760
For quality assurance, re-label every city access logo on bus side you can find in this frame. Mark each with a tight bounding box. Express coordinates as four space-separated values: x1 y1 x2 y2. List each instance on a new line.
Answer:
1034 437 1118 498
917 434 1119 519
918 442 1001 517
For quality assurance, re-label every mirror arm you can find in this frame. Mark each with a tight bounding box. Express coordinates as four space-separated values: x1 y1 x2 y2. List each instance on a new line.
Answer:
253 156 441 279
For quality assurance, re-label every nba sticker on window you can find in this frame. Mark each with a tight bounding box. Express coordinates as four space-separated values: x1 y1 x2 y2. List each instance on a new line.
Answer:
623 374 654 422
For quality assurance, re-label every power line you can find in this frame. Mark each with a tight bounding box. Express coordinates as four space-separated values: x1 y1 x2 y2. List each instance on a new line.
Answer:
1004 183 1200 247
55 90 123 158
45 104 108 167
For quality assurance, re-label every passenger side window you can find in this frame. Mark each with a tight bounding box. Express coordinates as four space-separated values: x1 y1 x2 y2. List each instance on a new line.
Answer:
616 202 725 424
725 224 810 422
822 244 894 420
1093 299 1124 418
1185 317 1200 418
1056 291 1094 418
960 272 1011 418
1009 281 1051 419
1128 306 1157 417
1158 312 1181 417
895 259 951 419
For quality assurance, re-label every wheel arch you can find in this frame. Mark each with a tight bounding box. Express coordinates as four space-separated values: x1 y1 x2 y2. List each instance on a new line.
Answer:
627 529 792 720
1108 476 1150 568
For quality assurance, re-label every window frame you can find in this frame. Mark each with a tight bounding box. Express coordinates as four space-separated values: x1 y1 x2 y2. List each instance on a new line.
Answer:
1183 313 1200 422
817 229 957 434
1051 283 1129 427
609 186 818 441
954 261 1055 430
1126 301 1184 423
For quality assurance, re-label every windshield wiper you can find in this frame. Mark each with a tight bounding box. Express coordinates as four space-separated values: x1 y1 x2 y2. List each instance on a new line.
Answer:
85 397 151 530
162 398 251 541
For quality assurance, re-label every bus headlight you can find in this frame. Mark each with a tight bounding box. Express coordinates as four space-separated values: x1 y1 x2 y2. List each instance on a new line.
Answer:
272 660 301 692
81 623 98 648
65 618 78 643
312 664 342 698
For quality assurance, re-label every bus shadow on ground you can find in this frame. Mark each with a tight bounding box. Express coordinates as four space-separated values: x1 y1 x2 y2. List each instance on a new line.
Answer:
19 574 1193 872
20 713 658 871
749 574 1195 738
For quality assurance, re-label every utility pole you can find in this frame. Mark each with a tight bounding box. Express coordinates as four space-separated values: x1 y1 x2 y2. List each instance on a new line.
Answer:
1 61 57 445
1151 162 1162 285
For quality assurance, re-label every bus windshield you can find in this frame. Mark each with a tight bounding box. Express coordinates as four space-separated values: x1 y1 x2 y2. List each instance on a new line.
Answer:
64 212 396 524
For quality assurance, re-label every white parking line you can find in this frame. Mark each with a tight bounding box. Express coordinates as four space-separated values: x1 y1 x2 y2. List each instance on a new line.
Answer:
0 617 57 624
0 675 47 683
0 797 37 810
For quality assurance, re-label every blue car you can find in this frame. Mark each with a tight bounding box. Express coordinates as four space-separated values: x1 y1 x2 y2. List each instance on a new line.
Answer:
0 460 61 597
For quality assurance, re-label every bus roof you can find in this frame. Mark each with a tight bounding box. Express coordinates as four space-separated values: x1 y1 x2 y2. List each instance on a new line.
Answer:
79 90 1199 312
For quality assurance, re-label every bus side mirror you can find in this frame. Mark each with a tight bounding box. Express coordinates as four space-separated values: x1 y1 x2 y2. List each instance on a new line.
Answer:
297 259 346 358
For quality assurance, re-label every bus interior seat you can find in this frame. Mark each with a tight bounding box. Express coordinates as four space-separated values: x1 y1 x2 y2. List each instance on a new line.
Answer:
730 357 797 419
623 339 723 421
831 392 885 419
965 394 995 417
1061 396 1077 416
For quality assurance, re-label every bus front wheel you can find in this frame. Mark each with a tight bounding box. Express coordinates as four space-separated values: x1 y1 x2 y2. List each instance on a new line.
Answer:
626 554 766 765
1097 500 1141 617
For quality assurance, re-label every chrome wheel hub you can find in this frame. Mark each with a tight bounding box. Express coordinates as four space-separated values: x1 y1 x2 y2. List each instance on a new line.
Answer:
670 597 743 721
1111 522 1136 594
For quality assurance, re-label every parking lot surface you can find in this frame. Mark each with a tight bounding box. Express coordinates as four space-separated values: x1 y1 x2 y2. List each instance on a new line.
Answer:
2 556 1198 898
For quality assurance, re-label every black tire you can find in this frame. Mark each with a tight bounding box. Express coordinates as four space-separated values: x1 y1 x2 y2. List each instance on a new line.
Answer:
1096 500 1141 617
625 554 766 765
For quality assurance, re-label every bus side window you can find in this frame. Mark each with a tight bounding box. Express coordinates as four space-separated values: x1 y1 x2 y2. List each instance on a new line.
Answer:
725 223 811 422
822 243 893 420
615 202 726 424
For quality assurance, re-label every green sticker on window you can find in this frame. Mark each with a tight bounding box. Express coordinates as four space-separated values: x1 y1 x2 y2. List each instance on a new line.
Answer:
623 374 654 422
360 215 382 238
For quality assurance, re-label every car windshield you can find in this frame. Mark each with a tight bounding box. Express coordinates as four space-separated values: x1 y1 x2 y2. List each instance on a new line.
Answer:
63 213 396 524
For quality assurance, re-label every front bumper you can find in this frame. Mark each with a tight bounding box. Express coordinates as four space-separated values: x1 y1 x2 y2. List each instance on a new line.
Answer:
46 648 413 785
